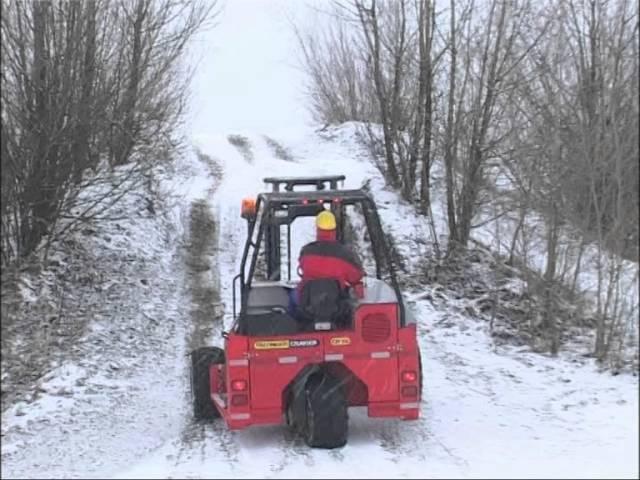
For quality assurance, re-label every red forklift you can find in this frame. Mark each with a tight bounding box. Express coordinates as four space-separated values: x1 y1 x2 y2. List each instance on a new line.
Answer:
190 175 422 448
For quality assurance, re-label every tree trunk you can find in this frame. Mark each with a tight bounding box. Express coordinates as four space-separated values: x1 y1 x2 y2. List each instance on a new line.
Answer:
570 235 586 296
457 143 482 246
73 0 97 180
456 0 507 247
357 0 400 187
406 0 427 202
508 203 527 265
543 201 560 355
22 0 53 257
419 0 434 213
113 0 147 166
444 0 458 249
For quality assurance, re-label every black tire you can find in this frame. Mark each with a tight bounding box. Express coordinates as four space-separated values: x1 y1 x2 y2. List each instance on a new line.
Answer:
303 373 348 449
190 346 224 420
286 381 307 434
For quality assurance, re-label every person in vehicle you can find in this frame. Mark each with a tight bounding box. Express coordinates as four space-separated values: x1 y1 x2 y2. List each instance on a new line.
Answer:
287 210 364 316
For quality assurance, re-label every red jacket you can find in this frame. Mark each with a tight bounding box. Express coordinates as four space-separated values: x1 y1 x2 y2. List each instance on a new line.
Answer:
297 240 364 293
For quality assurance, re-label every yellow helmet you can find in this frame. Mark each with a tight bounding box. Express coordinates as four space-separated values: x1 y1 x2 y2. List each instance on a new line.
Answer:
316 210 336 231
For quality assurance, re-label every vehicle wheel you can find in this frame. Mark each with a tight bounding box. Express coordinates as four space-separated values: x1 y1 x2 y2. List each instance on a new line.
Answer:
286 382 307 434
286 396 296 429
190 346 224 420
303 374 348 449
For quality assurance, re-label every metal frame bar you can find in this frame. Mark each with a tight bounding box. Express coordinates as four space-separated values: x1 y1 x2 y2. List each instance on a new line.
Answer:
234 189 406 327
263 175 345 192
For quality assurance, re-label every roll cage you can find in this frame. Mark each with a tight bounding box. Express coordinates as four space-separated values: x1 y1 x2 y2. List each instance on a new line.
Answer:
232 176 406 327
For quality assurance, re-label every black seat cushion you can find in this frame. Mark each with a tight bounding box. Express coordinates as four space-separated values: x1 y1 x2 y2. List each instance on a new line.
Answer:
297 278 352 328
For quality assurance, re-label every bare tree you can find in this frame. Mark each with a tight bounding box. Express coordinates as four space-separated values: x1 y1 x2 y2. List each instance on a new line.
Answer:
501 0 638 357
294 12 375 124
0 0 217 266
355 0 402 187
295 0 638 363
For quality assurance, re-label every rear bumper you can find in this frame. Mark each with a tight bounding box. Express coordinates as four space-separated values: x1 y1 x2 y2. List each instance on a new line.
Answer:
216 400 421 430
368 400 421 420
226 409 282 430
212 393 283 430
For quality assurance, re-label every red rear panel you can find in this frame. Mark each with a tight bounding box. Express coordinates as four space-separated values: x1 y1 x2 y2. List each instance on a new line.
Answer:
346 303 399 402
245 303 404 414
248 335 324 409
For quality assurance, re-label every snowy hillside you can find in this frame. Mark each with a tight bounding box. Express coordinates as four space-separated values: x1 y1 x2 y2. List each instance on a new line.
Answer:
1 1 638 479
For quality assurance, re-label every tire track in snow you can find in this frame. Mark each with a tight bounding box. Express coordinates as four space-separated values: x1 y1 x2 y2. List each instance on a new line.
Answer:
227 134 254 164
174 419 240 469
269 427 315 474
176 149 235 466
184 199 221 348
184 149 224 346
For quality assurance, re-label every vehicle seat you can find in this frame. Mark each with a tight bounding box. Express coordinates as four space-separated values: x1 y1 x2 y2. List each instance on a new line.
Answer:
296 278 352 329
240 284 299 336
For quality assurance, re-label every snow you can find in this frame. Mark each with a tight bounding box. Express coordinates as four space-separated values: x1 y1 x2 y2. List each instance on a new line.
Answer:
2 125 638 479
110 303 639 479
2 2 638 479
1 160 193 478
116 124 637 479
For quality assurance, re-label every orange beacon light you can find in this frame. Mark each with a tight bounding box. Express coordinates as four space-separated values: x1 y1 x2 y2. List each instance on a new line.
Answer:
241 197 257 219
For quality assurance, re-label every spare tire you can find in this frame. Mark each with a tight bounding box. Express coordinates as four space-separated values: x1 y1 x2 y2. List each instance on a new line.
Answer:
190 346 224 420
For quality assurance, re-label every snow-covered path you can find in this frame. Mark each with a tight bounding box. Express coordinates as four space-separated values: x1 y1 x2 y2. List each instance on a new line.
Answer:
111 124 637 479
123 127 637 480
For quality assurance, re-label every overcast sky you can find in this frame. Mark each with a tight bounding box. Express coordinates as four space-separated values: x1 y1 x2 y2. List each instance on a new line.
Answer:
187 0 314 135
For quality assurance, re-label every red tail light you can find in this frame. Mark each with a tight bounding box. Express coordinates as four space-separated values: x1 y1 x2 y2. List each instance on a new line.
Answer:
402 371 417 383
231 379 247 391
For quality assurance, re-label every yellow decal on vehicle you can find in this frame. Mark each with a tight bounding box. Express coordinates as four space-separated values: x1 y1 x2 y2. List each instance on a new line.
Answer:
254 340 290 350
330 337 351 346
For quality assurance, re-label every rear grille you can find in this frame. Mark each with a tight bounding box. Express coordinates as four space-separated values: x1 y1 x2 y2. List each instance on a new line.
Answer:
362 314 391 343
